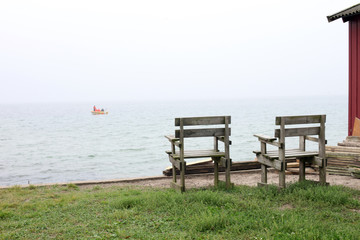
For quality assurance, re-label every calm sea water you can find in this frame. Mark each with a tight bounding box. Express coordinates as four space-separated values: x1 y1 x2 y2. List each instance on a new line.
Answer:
0 96 347 186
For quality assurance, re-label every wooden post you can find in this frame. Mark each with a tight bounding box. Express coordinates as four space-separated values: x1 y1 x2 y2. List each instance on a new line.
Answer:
319 115 326 184
171 142 176 183
213 158 219 187
299 136 306 181
279 118 286 188
180 118 185 192
224 116 231 188
213 137 219 187
261 165 267 184
260 141 267 184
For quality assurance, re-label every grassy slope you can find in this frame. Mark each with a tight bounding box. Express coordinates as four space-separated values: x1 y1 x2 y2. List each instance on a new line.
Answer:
1 182 360 239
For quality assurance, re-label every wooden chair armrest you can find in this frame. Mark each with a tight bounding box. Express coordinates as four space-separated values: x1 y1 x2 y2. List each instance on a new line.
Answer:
215 136 232 145
165 135 179 142
165 135 181 148
254 134 277 142
305 136 328 144
254 134 282 148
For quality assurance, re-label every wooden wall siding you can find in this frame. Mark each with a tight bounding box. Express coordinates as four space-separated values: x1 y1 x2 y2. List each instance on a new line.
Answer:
349 15 360 136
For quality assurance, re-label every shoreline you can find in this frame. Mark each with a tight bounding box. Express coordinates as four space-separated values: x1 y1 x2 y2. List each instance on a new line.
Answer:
2 169 360 190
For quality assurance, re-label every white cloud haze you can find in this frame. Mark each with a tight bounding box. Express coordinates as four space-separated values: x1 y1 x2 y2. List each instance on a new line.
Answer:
0 0 356 103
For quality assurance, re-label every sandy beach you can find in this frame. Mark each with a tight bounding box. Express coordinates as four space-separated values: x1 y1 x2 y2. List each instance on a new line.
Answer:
3 169 359 190
71 170 360 191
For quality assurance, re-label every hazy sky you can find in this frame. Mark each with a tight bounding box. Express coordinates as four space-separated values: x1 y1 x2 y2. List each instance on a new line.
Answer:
0 1 356 103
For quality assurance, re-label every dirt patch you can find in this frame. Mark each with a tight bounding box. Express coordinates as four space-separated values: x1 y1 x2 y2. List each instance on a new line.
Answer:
78 170 360 191
279 204 294 210
350 209 360 213
3 170 360 191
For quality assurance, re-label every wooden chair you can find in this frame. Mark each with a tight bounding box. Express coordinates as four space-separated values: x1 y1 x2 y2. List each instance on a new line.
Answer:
165 116 231 192
253 115 327 188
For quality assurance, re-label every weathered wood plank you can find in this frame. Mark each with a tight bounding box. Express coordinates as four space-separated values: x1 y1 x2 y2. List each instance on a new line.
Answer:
224 116 231 189
299 159 305 181
175 116 231 126
170 150 226 159
175 128 231 138
275 115 325 125
275 127 320 138
169 157 182 170
305 136 319 143
318 114 326 184
253 150 261 155
338 142 360 147
278 117 286 189
165 135 179 142
327 159 360 165
261 164 268 184
216 136 232 145
257 155 284 171
214 160 219 187
263 149 318 159
220 157 227 167
163 160 263 176
313 157 325 167
326 146 360 153
260 140 282 148
254 134 277 142
326 151 360 158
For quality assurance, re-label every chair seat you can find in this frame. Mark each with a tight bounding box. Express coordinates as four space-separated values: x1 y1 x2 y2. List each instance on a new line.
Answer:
263 149 318 159
170 150 226 159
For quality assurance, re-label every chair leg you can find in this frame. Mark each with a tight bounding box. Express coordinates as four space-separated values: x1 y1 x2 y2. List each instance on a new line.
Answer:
172 164 176 183
225 158 231 189
279 170 286 188
261 164 267 184
299 160 305 182
180 162 186 192
213 158 219 187
319 166 326 185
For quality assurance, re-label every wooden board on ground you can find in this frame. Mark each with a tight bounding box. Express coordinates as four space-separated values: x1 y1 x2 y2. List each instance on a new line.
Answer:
326 137 360 176
163 159 299 176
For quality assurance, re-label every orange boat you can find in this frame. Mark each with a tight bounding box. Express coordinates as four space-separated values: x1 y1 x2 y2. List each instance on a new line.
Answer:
91 110 108 115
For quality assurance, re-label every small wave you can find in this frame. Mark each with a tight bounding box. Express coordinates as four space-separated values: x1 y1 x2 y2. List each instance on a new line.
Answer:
88 155 96 158
118 147 146 152
39 169 54 174
12 174 30 178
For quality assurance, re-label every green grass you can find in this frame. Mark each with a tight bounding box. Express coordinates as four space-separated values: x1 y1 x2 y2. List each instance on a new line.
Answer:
1 181 360 239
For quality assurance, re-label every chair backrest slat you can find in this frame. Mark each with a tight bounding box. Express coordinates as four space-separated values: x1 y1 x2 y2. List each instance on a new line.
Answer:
275 127 320 138
175 116 231 139
175 128 231 138
275 115 326 125
175 116 231 126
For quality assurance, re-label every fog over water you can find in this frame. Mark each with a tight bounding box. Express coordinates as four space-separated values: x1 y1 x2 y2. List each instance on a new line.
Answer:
0 1 354 185
0 1 354 104
0 96 347 186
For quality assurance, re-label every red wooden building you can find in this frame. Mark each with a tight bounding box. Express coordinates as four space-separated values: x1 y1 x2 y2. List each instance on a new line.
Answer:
328 4 360 136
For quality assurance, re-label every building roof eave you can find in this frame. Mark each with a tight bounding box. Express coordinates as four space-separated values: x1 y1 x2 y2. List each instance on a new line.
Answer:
327 3 360 23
